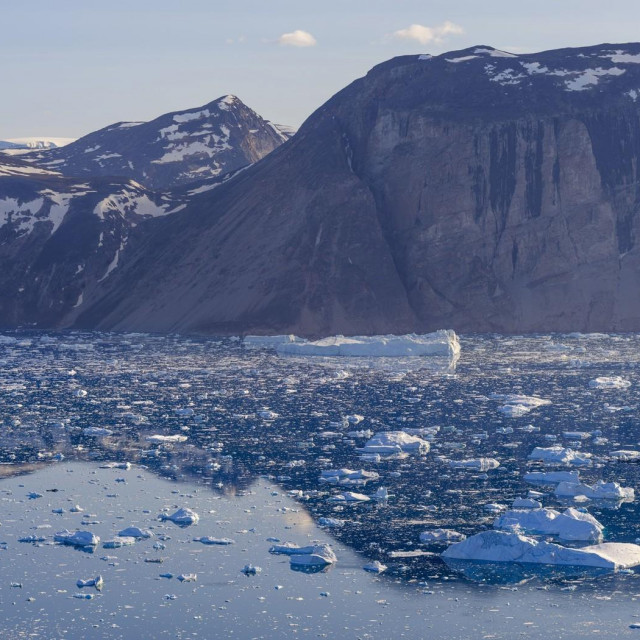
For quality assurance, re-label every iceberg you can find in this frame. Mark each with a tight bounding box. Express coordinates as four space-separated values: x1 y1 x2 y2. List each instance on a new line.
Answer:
449 458 500 471
609 450 640 462
494 507 603 542
524 471 580 484
118 526 153 539
145 434 188 443
528 446 592 466
319 469 379 485
159 507 200 526
512 497 542 509
327 491 370 503
442 530 640 570
490 394 551 417
276 330 460 358
193 537 235 545
54 530 100 547
358 431 430 455
363 560 387 573
288 544 337 567
555 480 634 501
103 536 136 549
420 529 466 544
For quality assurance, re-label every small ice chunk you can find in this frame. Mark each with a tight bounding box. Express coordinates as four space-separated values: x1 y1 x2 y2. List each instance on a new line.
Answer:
145 435 188 443
512 497 542 509
118 526 153 539
449 458 500 471
318 517 345 528
103 536 136 548
288 544 337 567
77 575 104 590
319 469 379 485
193 537 235 545
420 529 467 544
358 431 430 455
363 560 387 573
241 565 261 575
160 508 200 526
177 573 197 582
327 491 370 503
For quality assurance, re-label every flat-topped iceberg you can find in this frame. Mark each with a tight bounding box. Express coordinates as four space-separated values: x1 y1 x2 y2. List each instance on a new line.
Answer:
319 469 379 485
449 458 500 471
555 480 634 501
54 530 100 547
276 330 460 358
420 529 467 544
442 530 640 570
524 471 580 484
494 507 603 542
528 446 592 466
358 431 430 455
491 393 551 417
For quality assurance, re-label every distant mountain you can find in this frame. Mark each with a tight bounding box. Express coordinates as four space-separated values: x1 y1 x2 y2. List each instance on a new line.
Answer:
0 138 76 152
68 43 640 336
21 96 291 189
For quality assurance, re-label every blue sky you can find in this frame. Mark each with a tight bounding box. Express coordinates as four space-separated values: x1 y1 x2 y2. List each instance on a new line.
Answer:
3 0 640 138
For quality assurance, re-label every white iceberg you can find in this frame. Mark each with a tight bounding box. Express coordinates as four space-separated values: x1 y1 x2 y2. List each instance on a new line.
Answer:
512 497 542 509
555 480 634 501
160 508 199 526
491 394 551 417
363 560 387 573
449 458 500 471
589 376 631 389
319 469 379 485
269 543 318 555
145 434 188 443
276 330 460 358
54 530 100 547
494 507 603 542
103 536 136 549
77 575 103 590
327 491 370 503
193 537 235 545
358 431 430 455
420 529 467 544
288 544 337 567
609 450 640 462
524 471 580 484
442 530 640 570
528 446 592 466
118 526 153 539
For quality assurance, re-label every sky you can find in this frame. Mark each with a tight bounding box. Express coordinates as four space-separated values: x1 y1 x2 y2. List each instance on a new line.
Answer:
3 0 640 139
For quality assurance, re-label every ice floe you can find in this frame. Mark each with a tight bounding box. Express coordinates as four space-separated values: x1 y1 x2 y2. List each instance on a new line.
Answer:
589 376 631 389
419 529 467 544
54 530 100 547
528 446 592 466
449 458 500 471
555 481 634 501
159 507 200 526
358 431 430 455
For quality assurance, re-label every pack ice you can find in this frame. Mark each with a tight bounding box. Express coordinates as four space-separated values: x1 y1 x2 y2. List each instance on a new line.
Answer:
442 530 640 570
275 330 460 358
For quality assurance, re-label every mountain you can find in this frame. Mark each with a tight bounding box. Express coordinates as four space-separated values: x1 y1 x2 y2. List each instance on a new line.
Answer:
7 43 640 336
0 137 76 151
20 96 291 189
0 155 198 326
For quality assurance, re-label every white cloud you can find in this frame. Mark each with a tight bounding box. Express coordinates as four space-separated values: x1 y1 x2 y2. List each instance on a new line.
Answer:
277 30 317 47
392 21 464 46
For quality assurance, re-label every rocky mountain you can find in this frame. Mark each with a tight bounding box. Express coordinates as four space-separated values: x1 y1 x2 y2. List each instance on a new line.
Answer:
20 95 290 189
0 155 196 326
7 43 640 335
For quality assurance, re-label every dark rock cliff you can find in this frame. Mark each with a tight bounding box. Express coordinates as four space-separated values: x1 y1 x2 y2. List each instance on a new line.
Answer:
10 43 640 335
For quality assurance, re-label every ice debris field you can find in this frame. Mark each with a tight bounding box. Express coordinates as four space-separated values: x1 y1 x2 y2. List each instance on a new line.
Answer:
4 331 640 638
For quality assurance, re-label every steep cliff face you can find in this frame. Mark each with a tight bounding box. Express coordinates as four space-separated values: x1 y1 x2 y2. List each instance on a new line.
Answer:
25 44 640 334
